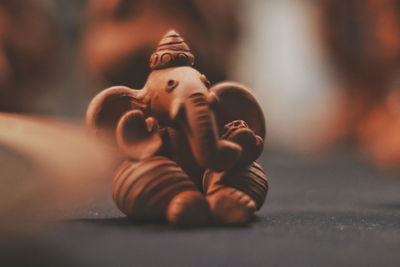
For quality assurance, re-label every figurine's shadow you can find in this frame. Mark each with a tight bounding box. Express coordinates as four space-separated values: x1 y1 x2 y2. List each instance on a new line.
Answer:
75 216 257 231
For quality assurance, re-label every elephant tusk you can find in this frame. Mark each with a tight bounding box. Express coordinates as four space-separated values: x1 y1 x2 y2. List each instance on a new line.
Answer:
169 98 184 121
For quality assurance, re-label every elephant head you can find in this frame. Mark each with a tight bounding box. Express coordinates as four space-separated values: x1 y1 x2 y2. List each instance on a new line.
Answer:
86 30 265 172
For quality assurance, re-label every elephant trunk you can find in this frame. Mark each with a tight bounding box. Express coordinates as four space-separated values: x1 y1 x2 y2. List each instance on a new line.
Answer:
182 92 241 172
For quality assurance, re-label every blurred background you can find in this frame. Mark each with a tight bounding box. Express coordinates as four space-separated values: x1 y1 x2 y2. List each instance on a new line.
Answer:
2 0 400 167
1 0 400 265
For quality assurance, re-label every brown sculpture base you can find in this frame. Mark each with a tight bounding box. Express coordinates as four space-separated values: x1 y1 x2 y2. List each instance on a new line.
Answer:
112 157 267 226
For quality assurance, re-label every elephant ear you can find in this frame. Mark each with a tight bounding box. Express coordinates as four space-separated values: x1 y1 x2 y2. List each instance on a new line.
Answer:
85 86 147 147
210 81 266 140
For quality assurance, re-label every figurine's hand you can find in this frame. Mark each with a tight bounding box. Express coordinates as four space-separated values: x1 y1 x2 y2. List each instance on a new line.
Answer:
222 120 263 164
116 110 162 160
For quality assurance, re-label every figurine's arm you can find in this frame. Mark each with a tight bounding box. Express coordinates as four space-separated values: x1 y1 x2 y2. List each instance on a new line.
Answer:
209 81 266 164
116 109 162 160
86 86 163 160
86 86 147 144
221 119 263 165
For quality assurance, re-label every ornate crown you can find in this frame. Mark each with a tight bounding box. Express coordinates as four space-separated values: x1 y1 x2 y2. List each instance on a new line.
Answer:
149 30 195 70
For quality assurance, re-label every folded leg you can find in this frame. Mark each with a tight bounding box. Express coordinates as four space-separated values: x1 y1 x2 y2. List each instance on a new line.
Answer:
203 162 268 225
113 156 210 226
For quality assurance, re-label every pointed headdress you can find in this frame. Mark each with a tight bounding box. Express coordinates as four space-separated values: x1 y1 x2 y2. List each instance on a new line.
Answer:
149 30 195 70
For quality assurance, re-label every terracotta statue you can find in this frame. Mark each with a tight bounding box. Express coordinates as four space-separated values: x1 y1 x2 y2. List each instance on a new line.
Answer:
86 30 268 226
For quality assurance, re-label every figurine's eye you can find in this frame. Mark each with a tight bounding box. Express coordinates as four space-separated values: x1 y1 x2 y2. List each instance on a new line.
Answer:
165 79 178 93
200 74 211 88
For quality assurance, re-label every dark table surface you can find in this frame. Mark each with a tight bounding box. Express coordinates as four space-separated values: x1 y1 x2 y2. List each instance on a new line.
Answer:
2 149 400 267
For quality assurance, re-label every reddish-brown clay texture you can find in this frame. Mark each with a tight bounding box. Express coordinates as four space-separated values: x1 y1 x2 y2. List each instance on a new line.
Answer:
113 156 210 226
87 30 268 225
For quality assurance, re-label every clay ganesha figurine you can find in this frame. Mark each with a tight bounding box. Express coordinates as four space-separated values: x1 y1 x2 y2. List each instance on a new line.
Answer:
86 30 268 226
